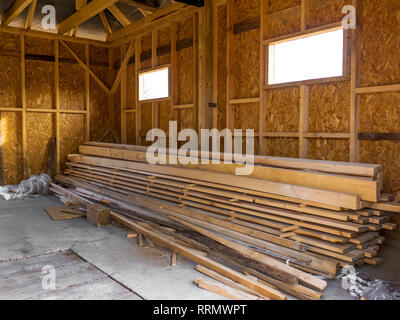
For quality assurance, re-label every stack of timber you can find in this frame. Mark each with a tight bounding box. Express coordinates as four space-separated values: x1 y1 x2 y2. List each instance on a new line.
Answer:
51 142 400 299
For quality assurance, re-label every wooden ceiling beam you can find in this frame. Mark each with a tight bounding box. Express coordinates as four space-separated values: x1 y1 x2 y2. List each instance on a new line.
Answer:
25 0 37 29
58 0 119 34
99 11 112 34
2 0 32 26
107 2 189 43
119 0 158 12
108 4 131 27
70 0 88 36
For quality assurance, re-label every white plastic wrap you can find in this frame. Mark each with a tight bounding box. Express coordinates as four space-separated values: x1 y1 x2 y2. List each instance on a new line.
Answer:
0 174 51 200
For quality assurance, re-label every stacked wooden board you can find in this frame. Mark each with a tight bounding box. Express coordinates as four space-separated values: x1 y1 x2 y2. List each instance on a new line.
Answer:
51 142 400 299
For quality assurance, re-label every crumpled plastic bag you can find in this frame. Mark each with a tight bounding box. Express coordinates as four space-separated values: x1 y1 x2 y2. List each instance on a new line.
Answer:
339 268 400 300
0 174 51 200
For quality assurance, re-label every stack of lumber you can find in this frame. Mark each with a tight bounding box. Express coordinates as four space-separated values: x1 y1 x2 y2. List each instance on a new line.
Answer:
51 142 400 299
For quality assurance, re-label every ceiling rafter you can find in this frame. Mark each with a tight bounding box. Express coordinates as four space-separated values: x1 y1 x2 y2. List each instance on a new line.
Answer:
99 11 112 35
70 0 88 36
25 0 37 30
107 4 131 27
2 0 32 26
57 0 119 35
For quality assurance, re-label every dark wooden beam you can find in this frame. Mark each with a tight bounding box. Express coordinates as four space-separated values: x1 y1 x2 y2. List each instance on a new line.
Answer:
358 133 400 141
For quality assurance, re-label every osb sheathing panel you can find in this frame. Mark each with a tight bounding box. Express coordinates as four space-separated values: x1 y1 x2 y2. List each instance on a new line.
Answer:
0 33 21 108
25 36 53 56
234 103 259 131
159 101 171 133
265 2 300 38
309 139 349 162
359 92 400 193
89 45 108 66
89 65 109 141
59 42 85 110
141 103 152 146
360 0 400 86
26 113 54 176
177 17 194 106
361 141 400 193
141 33 152 70
267 138 299 157
232 0 260 23
126 62 135 108
25 60 54 109
158 26 171 65
59 62 85 110
307 0 351 29
217 5 227 131
126 112 136 144
232 29 260 99
1 112 23 185
309 82 350 132
59 113 85 172
267 0 300 13
266 88 299 132
178 109 195 131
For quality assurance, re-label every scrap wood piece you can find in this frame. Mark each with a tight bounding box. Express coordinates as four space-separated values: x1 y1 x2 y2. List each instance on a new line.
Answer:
110 212 286 300
138 233 143 247
127 231 137 238
194 278 263 300
45 206 84 221
171 252 177 266
196 265 270 300
243 268 322 300
382 223 396 231
363 257 382 265
168 215 327 291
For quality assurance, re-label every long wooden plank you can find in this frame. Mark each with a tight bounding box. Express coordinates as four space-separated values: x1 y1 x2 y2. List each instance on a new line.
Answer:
79 145 378 201
169 216 327 291
110 211 287 300
82 141 381 177
69 154 361 209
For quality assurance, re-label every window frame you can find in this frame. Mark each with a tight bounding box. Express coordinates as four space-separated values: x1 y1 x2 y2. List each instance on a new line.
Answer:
264 24 350 89
137 65 171 103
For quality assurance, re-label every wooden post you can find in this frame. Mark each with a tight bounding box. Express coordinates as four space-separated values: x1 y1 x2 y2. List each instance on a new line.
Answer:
259 0 268 155
171 22 178 123
151 30 159 129
85 43 90 142
20 34 27 178
226 0 234 132
350 0 360 162
135 37 142 145
198 0 213 134
193 13 200 133
54 40 61 175
212 2 218 130
121 44 127 143
299 85 310 158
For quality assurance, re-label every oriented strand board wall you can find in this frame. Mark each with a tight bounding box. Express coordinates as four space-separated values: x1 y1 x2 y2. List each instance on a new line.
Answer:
0 31 111 184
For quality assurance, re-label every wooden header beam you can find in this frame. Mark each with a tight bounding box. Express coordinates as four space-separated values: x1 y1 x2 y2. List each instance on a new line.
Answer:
58 0 119 34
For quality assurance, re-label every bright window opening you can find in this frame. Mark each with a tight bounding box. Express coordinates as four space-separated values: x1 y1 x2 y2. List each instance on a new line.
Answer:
268 28 344 85
138 66 169 101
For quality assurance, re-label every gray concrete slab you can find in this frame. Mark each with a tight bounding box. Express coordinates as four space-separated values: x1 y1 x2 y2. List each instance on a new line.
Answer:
0 195 399 300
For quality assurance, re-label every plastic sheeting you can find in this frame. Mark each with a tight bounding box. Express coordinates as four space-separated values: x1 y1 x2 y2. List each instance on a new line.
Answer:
339 266 400 300
0 174 51 200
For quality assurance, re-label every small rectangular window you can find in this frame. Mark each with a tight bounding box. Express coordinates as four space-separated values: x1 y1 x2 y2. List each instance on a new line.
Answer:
268 28 344 85
138 66 170 101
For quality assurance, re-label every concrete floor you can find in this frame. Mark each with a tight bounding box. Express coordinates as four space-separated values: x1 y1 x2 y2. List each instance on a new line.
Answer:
0 195 399 300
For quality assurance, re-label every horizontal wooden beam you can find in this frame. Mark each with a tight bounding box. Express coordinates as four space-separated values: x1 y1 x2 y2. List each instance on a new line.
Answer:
355 84 400 94
265 76 350 90
359 133 400 141
58 0 119 34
